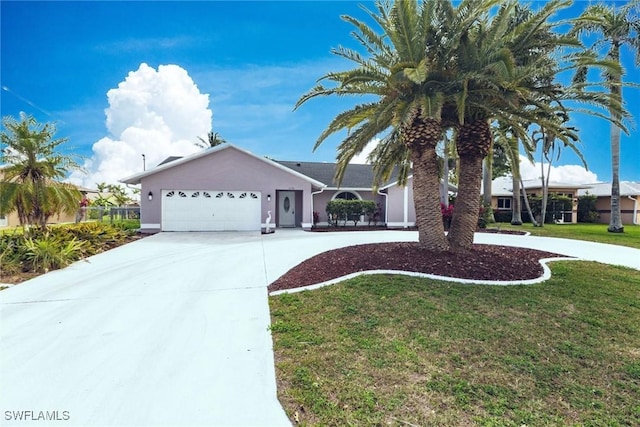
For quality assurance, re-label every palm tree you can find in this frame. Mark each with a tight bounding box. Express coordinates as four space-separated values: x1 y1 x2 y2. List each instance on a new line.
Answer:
295 0 469 250
195 131 226 149
0 113 83 228
572 1 639 233
493 122 527 225
444 0 615 249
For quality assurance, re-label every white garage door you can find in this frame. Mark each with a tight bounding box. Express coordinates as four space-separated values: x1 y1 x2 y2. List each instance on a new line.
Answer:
161 190 261 231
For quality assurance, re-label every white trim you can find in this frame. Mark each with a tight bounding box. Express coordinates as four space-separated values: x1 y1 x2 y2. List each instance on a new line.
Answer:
387 221 415 228
380 174 413 190
301 222 313 229
628 195 639 225
141 223 161 229
403 186 409 225
324 187 378 192
120 144 325 188
311 187 326 227
331 190 362 200
377 188 388 225
269 257 569 296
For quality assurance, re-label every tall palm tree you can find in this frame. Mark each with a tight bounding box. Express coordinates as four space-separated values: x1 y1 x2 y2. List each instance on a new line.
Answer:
493 122 529 225
0 113 83 228
295 0 472 250
572 1 639 233
444 0 614 249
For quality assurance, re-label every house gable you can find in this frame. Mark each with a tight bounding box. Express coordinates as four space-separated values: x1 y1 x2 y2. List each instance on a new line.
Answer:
121 144 324 188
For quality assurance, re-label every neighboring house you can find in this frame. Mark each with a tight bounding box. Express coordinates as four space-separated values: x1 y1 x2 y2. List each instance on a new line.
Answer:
489 176 589 223
120 144 456 233
0 187 99 229
578 182 640 225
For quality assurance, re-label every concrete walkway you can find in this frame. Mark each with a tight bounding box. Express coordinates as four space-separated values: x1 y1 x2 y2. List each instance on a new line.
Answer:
1 230 639 426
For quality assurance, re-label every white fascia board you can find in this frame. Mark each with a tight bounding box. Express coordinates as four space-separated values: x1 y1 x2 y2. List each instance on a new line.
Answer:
323 187 381 192
120 143 326 188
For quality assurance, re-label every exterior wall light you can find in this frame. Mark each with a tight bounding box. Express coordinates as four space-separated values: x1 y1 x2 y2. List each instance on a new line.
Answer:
148 191 153 201
267 194 271 202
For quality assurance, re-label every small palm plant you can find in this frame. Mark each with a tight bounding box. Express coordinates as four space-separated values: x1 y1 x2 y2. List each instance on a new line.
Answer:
23 232 85 273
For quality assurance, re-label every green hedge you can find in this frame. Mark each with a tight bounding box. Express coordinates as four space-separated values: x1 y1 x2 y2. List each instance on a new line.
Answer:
326 199 378 227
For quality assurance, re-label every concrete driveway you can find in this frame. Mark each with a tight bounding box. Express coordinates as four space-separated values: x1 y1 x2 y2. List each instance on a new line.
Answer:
2 229 639 427
1 232 291 427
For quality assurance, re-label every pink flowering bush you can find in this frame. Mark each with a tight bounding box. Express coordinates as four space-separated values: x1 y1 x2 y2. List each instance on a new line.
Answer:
441 203 454 229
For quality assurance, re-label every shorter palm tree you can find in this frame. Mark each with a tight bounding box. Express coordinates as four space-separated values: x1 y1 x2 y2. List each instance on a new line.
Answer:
571 1 639 233
195 130 226 149
1 113 83 228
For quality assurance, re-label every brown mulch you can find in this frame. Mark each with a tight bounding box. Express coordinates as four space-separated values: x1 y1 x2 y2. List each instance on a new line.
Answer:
268 243 569 292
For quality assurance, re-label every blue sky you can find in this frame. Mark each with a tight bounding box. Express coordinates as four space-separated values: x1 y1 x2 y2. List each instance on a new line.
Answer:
1 0 638 187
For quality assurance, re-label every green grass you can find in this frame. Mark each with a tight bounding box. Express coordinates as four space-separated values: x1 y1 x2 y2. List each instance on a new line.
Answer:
489 223 640 249
270 261 640 426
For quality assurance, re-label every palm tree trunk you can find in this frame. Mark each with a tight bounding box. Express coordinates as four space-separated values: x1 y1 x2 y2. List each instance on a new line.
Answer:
608 49 624 233
482 140 495 223
521 177 539 227
411 148 449 251
448 119 492 251
609 121 623 232
441 134 450 208
447 153 483 250
511 173 523 225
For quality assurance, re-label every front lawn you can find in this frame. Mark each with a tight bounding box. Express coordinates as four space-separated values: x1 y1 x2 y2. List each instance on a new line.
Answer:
270 261 640 426
489 223 640 249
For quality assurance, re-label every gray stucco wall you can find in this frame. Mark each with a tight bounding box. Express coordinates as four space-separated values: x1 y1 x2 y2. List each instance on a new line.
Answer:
139 147 316 230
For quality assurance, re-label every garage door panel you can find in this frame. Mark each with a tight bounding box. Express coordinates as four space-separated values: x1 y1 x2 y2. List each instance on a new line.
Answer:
161 190 261 231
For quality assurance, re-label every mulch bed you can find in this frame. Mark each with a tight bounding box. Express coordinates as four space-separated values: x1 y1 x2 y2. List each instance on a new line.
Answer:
268 243 568 292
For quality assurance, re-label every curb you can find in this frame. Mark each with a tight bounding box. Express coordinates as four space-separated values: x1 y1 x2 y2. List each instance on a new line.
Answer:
269 256 575 296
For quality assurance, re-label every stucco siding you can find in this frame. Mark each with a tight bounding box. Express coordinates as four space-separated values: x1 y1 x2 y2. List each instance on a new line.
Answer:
594 196 639 225
311 189 386 225
386 178 415 227
140 147 315 229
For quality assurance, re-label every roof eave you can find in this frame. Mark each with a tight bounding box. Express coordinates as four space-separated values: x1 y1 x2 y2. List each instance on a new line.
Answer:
120 143 327 188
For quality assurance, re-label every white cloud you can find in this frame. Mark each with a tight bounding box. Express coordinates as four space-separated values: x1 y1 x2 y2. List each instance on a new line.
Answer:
518 155 599 184
69 63 211 188
349 138 381 164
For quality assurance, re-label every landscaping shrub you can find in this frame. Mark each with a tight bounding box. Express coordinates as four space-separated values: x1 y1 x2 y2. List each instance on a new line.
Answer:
526 193 573 223
493 211 512 223
0 232 26 275
364 202 381 226
578 194 599 223
23 233 85 273
0 222 137 277
441 203 454 229
326 200 377 227
478 201 493 229
326 199 348 226
440 203 490 230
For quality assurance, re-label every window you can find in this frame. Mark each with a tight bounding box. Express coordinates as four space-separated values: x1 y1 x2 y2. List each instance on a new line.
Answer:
497 197 512 210
334 191 359 200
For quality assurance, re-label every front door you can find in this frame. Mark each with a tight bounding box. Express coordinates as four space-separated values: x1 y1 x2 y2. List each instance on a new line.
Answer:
278 191 296 227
